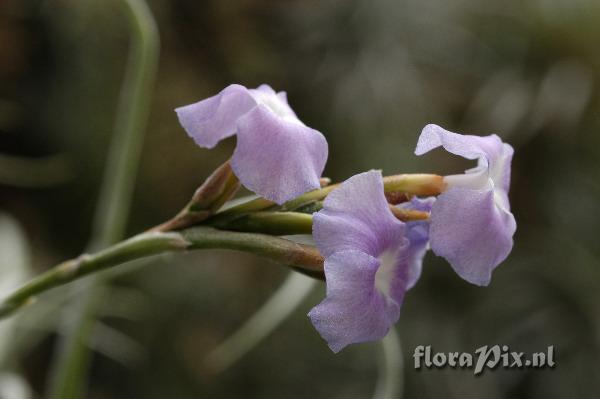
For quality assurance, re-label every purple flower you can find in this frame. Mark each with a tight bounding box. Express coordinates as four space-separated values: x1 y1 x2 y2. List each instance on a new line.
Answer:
308 171 433 352
397 196 436 287
415 124 516 286
175 84 328 204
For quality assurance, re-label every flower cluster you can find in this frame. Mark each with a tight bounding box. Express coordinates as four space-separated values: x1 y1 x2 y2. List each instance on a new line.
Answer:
177 84 516 352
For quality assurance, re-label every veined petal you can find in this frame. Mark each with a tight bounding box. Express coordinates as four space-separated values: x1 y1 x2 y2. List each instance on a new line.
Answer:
308 250 402 353
175 84 257 149
429 187 516 286
313 170 405 258
231 105 328 204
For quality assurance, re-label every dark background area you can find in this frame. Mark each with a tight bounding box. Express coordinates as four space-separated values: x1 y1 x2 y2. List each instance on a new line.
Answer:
1 0 599 398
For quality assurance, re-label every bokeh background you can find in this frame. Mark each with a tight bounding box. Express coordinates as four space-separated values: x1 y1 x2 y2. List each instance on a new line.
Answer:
1 0 600 398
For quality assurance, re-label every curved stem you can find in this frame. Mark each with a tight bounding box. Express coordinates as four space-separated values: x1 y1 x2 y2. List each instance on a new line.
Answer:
204 272 316 374
0 169 439 323
373 328 404 399
0 227 324 321
88 0 160 249
46 0 160 397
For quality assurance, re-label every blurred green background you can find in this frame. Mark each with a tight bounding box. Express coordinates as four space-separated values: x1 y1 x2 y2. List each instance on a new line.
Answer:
1 0 600 398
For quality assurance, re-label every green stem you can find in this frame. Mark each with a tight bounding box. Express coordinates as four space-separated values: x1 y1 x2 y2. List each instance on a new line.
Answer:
212 212 313 235
210 173 444 222
47 0 160 398
373 328 403 399
88 0 160 249
0 228 324 321
182 228 323 272
204 272 316 374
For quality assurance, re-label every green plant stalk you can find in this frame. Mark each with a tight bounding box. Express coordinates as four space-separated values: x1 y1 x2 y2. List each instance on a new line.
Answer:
0 227 324 321
0 193 438 321
211 206 427 235
212 212 313 235
373 328 404 399
211 173 444 222
89 0 159 250
46 0 160 398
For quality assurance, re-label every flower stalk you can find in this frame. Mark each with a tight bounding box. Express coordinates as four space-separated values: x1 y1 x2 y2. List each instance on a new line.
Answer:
0 227 324 321
0 170 440 322
212 212 313 235
209 173 443 224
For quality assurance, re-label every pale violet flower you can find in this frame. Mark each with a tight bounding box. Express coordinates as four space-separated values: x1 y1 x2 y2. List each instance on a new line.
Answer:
308 171 433 352
415 124 516 286
176 84 328 204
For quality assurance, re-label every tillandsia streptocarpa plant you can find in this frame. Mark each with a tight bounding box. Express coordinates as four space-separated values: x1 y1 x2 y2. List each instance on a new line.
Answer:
0 84 515 353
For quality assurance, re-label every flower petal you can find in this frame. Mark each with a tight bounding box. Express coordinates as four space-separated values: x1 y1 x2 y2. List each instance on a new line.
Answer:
175 84 257 149
493 143 514 198
429 187 516 286
308 250 402 353
398 197 436 289
313 170 405 258
415 124 504 163
231 105 328 204
415 124 514 198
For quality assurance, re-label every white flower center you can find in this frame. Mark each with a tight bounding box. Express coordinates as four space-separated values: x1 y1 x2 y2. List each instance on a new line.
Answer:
444 146 511 212
250 91 299 122
375 249 399 299
260 96 291 117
